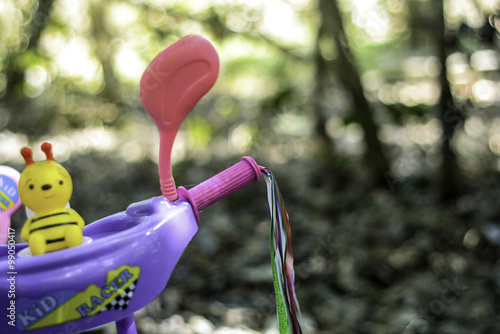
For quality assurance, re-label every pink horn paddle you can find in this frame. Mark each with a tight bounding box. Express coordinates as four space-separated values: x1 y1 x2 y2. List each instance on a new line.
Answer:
140 35 220 201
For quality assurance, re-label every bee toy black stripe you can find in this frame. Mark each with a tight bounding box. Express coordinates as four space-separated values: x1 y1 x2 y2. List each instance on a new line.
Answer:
32 212 69 223
46 238 66 244
30 222 79 234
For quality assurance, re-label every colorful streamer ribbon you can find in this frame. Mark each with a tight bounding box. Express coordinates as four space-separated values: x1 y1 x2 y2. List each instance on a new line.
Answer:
260 166 302 334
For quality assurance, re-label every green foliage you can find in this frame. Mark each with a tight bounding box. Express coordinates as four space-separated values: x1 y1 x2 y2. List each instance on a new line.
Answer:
186 115 213 148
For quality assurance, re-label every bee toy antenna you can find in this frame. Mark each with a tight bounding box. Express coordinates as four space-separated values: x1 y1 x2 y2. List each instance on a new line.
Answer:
21 147 34 166
41 142 54 161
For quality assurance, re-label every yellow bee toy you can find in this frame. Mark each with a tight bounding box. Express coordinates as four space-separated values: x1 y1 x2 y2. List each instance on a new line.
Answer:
19 142 85 255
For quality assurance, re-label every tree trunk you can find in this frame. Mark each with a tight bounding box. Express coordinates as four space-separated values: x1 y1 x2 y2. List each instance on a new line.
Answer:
317 0 390 184
435 0 461 200
312 17 336 160
89 0 120 102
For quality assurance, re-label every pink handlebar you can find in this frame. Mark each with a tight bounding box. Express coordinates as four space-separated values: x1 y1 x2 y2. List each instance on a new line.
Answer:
178 157 261 221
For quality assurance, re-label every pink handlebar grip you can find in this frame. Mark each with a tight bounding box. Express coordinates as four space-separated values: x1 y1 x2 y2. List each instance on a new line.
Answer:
178 157 261 221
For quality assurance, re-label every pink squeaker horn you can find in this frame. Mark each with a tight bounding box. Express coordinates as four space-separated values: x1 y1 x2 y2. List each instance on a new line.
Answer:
140 35 220 201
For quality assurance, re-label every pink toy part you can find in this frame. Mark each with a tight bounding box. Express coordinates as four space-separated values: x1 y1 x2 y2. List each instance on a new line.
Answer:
178 156 261 221
140 35 220 201
0 166 21 244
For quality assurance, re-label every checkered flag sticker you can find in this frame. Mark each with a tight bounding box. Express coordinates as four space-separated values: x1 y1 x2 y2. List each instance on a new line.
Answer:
100 279 138 312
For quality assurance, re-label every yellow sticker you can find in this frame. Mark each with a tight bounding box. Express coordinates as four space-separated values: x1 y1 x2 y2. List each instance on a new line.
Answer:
22 265 140 331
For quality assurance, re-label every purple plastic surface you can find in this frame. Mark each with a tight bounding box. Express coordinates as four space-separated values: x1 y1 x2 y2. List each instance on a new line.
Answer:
0 197 197 334
116 315 137 334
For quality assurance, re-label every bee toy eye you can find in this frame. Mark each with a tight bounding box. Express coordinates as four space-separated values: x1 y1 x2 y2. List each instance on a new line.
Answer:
59 180 63 185
29 185 34 190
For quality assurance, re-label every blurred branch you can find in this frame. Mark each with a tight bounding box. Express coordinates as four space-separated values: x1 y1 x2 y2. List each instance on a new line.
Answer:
127 0 309 62
191 9 309 62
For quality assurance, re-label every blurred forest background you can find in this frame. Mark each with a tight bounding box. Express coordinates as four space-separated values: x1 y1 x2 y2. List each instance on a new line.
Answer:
1 0 500 333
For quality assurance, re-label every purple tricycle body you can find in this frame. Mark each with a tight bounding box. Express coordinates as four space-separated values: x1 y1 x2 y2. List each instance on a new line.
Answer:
1 197 198 333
